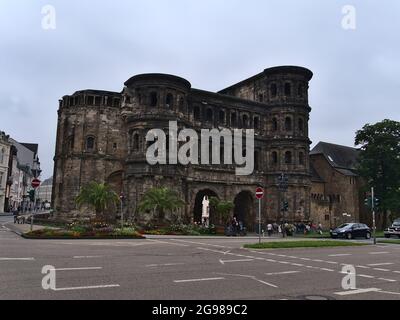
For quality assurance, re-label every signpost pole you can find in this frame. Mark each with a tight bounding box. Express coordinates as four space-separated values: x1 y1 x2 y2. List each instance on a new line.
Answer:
258 198 261 244
372 187 377 245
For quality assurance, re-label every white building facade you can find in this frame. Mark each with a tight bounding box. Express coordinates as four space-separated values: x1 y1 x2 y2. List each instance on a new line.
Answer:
0 132 12 213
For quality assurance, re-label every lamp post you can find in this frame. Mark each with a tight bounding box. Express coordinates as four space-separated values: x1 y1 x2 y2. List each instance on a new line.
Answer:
30 158 41 231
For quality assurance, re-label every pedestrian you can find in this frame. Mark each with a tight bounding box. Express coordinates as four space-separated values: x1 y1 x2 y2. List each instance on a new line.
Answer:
318 223 323 235
267 223 273 237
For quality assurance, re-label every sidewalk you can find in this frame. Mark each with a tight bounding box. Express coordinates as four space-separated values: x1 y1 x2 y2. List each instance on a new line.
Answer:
5 221 58 236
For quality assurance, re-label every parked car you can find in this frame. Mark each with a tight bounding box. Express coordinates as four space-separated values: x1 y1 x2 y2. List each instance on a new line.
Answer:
384 219 400 238
330 223 371 240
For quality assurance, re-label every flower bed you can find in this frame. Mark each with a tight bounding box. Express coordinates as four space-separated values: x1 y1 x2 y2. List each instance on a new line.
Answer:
141 224 217 236
23 227 145 239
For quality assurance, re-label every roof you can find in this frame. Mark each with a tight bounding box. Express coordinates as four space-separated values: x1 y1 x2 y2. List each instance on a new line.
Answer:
310 142 360 170
310 163 324 183
21 143 38 155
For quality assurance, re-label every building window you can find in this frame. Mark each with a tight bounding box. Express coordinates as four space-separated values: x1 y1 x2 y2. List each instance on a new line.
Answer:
67 135 75 153
299 152 305 165
219 110 225 124
178 96 184 111
107 96 113 107
298 84 304 97
85 136 95 152
166 93 173 108
231 112 237 127
272 118 278 131
254 116 260 130
125 96 131 104
206 108 213 122
254 151 260 171
272 151 278 165
87 96 94 105
285 151 292 164
95 96 101 106
0 148 4 163
113 98 120 107
284 83 291 96
194 106 201 121
133 134 140 151
298 118 304 133
150 92 158 107
285 117 292 131
242 114 249 128
270 83 277 97
113 143 118 150
258 93 264 102
325 214 330 221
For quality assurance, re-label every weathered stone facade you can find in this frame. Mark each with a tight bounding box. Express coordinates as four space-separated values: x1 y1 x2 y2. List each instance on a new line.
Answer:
52 66 313 230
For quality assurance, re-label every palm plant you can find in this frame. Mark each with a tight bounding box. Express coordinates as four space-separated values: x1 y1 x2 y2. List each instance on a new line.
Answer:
209 197 234 225
75 182 120 221
138 187 185 223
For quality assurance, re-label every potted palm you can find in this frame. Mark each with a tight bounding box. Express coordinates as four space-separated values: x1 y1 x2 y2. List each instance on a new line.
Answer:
209 197 234 234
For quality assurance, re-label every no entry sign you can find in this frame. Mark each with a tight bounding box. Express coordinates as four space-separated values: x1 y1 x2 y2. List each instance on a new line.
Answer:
31 179 41 189
255 187 264 200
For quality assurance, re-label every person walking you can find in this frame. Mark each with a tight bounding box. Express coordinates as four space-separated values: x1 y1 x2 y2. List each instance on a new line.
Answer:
267 223 273 237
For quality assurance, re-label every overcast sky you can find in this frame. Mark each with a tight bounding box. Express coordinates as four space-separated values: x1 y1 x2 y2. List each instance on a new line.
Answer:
0 0 399 179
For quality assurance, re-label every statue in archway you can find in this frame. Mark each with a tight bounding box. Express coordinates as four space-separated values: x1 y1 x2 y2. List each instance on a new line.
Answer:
202 196 210 227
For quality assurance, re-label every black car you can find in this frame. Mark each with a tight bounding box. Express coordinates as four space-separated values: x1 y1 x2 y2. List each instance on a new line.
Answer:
330 223 371 240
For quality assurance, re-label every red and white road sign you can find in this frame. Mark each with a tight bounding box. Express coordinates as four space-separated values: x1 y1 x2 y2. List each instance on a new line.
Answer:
255 187 264 200
31 179 41 189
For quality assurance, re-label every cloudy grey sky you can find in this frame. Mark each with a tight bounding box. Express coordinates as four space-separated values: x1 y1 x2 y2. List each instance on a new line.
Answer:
0 0 399 179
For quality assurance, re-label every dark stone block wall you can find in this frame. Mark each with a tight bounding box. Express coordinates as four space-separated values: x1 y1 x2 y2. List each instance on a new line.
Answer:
52 66 314 229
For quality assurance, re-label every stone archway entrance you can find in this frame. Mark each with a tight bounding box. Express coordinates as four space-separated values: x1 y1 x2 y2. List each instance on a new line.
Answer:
193 189 218 225
234 191 255 232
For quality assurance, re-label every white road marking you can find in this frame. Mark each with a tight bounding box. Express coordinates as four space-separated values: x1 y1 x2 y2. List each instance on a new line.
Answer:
378 278 397 283
369 252 389 255
367 263 394 267
51 267 103 271
393 271 400 274
320 268 335 272
356 265 370 269
219 259 253 265
334 288 381 296
329 254 352 257
0 257 35 261
216 273 278 288
73 256 103 259
147 240 189 247
373 268 390 272
265 271 300 276
172 239 232 249
54 284 120 291
174 277 225 283
359 275 375 279
146 263 185 267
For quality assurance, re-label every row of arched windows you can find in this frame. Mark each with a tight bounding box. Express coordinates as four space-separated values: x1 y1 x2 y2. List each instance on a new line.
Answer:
269 82 305 99
62 95 121 108
270 151 306 166
272 117 305 133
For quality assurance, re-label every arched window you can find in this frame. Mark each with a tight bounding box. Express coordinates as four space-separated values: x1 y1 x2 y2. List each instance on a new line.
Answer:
178 96 184 111
254 151 260 171
298 84 304 97
125 95 131 104
206 108 213 122
299 152 305 165
272 151 278 165
284 83 291 96
133 134 140 151
194 106 201 120
231 112 237 127
285 151 292 164
150 92 158 107
219 110 225 123
270 83 277 97
166 93 173 108
285 117 292 131
298 118 304 133
254 116 260 130
258 93 264 103
272 118 278 131
85 136 95 152
242 114 249 128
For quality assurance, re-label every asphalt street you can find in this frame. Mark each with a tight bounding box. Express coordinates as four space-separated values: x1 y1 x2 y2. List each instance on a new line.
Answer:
1 215 400 300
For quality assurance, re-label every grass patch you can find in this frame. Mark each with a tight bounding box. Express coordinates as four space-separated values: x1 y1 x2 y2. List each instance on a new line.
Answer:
244 240 368 249
378 239 400 245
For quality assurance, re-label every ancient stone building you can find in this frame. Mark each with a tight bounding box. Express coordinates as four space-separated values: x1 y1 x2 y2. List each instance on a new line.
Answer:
52 66 314 230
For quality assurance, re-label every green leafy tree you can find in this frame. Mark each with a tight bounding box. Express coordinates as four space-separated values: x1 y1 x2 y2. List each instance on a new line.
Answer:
138 187 185 223
355 119 400 227
209 197 234 225
76 182 119 220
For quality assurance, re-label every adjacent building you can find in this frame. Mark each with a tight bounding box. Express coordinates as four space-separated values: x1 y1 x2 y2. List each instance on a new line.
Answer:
310 142 369 229
36 176 53 205
0 131 12 213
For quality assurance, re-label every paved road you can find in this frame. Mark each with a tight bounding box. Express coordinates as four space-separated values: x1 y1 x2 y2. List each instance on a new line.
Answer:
1 217 400 300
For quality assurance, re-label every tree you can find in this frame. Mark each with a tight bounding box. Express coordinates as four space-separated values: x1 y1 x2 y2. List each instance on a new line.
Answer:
138 187 185 223
355 119 400 227
75 182 119 221
209 197 234 225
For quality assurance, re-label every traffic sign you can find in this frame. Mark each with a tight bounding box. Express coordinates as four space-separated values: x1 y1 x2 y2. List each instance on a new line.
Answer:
255 187 264 200
31 179 41 189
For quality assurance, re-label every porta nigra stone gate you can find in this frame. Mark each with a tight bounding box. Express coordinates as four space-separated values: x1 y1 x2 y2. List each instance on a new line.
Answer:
52 66 313 230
